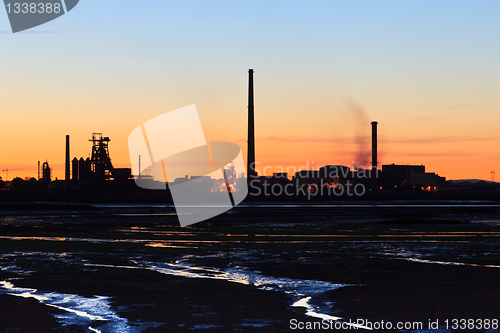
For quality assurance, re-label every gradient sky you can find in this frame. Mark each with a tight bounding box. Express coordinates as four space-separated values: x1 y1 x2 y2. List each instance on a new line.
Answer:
1 1 499 181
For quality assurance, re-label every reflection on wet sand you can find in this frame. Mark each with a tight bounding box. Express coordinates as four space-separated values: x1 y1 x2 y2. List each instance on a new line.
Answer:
0 280 154 333
1 204 500 331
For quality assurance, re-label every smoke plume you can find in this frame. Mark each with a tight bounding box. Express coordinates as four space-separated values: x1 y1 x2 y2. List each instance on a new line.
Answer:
348 100 370 170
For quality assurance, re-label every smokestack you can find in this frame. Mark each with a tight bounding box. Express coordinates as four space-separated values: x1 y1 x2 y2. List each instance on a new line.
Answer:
371 121 378 191
65 135 70 182
247 69 256 179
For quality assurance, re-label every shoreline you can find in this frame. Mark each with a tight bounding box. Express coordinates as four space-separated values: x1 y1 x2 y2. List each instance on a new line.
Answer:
0 205 499 332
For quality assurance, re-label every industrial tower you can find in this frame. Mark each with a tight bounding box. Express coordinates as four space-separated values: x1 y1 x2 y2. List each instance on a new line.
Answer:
89 133 114 181
247 69 257 179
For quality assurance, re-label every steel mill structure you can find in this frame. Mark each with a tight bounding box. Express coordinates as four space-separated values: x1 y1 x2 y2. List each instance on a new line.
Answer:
66 133 131 183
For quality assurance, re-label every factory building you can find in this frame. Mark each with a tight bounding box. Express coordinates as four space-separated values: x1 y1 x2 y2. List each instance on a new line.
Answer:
66 133 132 184
380 164 446 191
292 165 351 187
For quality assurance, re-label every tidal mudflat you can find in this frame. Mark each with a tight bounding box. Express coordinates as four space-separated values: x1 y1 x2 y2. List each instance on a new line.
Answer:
1 202 499 332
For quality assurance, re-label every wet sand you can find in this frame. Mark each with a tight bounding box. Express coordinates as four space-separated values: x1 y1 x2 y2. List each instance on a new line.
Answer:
1 203 500 332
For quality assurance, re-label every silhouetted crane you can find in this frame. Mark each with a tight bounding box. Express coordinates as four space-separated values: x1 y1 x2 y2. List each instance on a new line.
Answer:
2 168 24 181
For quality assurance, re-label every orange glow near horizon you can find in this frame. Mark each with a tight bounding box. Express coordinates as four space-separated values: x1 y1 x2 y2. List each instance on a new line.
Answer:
1 1 500 185
3 120 499 182
1 70 499 183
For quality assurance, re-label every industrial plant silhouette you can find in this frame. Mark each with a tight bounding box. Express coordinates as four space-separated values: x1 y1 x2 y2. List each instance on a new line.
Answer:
1 69 498 203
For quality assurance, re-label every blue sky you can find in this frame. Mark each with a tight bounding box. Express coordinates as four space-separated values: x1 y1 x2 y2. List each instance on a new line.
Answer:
1 1 500 180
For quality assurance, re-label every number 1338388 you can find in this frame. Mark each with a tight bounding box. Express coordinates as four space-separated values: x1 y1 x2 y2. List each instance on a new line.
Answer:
6 2 61 14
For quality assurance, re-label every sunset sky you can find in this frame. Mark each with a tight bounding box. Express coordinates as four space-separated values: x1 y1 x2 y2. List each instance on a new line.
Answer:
1 1 499 181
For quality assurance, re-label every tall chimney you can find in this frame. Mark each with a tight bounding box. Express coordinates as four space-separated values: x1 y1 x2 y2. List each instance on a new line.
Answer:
247 69 256 179
65 135 70 182
371 121 378 191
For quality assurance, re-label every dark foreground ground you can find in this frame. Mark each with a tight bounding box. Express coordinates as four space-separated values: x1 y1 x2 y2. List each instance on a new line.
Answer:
0 202 500 332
